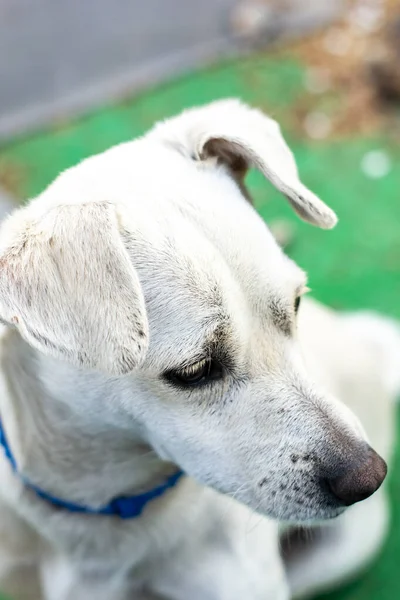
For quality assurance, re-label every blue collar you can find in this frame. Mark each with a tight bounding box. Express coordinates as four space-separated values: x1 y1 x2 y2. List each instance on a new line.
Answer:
0 419 184 519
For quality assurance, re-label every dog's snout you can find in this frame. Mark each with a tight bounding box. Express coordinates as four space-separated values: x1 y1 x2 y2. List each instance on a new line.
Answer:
326 446 387 507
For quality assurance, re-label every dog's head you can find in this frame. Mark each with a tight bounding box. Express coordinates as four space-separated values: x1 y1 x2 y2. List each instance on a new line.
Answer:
0 100 386 521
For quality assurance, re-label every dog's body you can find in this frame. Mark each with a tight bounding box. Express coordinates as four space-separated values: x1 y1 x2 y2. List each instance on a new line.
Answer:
0 100 398 600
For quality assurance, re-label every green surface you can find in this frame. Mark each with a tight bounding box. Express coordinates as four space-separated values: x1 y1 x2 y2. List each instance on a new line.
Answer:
0 53 399 599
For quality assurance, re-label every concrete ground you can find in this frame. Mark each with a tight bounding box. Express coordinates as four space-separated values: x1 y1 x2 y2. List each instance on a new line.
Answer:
0 0 342 140
0 188 17 221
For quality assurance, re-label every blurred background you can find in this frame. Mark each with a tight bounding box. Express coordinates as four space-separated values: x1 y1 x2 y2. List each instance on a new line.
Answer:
0 1 399 598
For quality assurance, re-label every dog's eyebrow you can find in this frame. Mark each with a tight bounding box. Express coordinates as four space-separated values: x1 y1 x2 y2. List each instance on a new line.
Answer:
205 320 235 364
269 298 292 337
162 318 236 374
268 279 307 336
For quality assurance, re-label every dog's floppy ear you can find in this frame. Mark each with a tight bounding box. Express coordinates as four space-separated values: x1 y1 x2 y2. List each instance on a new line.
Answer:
0 202 148 375
153 99 337 229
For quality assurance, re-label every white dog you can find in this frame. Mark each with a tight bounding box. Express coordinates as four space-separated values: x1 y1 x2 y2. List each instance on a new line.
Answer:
0 100 398 600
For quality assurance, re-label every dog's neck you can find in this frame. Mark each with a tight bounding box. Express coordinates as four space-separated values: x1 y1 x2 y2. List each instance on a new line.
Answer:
0 328 176 508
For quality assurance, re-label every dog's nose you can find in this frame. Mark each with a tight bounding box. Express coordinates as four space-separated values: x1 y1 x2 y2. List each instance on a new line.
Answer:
326 447 387 506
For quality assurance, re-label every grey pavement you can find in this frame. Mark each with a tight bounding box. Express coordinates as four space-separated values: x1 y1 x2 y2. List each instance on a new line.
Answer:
0 187 18 218
0 0 342 141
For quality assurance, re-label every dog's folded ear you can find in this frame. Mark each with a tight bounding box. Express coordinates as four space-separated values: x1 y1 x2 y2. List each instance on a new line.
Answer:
0 202 148 375
152 99 337 229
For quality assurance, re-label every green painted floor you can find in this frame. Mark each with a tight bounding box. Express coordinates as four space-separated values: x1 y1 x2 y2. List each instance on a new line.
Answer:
0 53 399 599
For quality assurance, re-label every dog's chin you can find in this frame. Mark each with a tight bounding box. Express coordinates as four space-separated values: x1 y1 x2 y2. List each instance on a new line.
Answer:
261 503 346 524
284 506 345 525
203 478 346 524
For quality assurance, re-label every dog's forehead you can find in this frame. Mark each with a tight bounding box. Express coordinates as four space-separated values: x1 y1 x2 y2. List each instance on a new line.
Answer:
111 141 306 366
37 140 305 369
146 142 302 280
63 138 303 295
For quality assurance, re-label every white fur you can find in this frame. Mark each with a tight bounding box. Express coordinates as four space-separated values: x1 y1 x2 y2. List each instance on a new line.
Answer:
0 100 396 599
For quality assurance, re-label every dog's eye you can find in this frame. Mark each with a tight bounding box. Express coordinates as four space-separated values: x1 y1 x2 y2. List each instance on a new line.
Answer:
166 358 223 387
294 296 301 314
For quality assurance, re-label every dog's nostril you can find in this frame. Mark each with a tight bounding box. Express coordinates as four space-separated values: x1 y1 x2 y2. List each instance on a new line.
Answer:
325 447 387 507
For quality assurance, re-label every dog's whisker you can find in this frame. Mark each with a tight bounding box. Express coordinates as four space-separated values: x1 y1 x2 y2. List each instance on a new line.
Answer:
226 482 251 502
215 483 253 530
